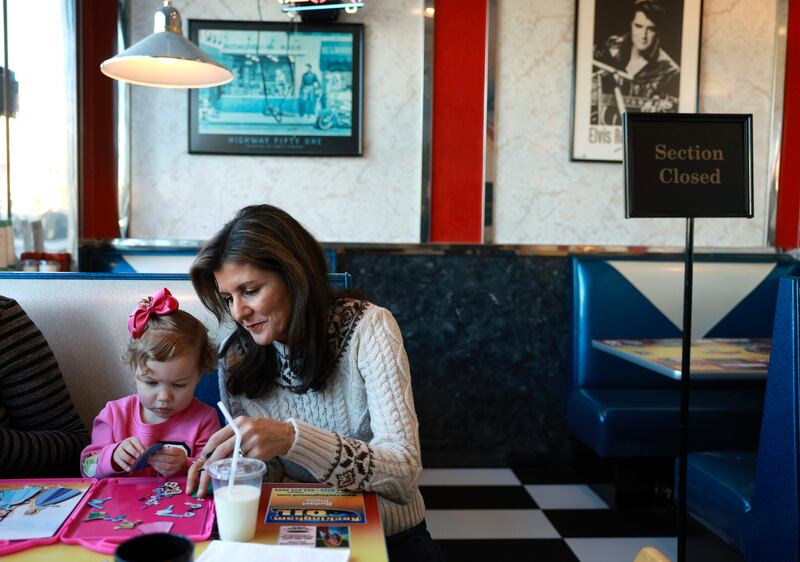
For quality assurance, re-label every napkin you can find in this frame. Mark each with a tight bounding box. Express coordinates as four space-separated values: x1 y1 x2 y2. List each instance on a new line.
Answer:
196 540 350 562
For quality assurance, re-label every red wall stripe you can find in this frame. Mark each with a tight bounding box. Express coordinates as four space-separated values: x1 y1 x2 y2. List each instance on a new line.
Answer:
430 1 487 243
79 1 119 239
776 1 800 249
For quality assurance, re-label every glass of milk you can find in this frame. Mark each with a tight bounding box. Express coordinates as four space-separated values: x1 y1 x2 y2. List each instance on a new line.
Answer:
207 457 267 542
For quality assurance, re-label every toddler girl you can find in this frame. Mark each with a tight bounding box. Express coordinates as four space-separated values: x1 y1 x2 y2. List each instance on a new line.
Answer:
80 288 220 478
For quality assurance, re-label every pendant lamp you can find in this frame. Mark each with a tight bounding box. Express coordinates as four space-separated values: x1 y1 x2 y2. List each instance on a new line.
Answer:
280 1 364 14
100 0 233 89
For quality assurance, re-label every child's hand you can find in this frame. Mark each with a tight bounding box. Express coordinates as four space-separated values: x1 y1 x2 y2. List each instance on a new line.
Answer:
112 436 146 471
148 446 187 478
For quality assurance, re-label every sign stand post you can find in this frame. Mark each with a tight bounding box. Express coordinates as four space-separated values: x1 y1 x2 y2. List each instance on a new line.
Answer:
677 217 693 562
623 113 754 562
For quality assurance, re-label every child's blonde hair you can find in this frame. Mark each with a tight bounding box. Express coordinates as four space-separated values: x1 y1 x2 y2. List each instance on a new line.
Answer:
123 300 217 376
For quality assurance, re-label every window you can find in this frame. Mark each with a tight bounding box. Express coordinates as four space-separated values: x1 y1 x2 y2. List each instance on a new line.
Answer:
2 0 77 263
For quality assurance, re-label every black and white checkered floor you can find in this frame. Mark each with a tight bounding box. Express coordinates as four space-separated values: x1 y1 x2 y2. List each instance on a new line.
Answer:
420 468 745 562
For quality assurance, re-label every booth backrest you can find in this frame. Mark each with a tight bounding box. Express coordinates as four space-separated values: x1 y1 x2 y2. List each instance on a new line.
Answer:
82 247 339 275
571 256 799 388
0 272 351 429
683 275 800 558
749 274 800 559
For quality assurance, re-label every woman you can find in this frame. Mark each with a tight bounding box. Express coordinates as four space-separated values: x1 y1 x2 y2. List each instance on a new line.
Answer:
187 205 443 562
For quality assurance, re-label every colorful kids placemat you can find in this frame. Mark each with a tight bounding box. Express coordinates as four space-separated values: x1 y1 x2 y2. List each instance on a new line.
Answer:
593 337 771 380
59 477 215 554
0 478 94 556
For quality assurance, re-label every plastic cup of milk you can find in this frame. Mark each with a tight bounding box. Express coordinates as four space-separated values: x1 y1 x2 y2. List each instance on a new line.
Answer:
207 457 267 542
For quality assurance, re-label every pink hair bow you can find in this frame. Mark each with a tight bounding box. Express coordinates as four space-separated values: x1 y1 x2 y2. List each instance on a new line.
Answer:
128 288 179 339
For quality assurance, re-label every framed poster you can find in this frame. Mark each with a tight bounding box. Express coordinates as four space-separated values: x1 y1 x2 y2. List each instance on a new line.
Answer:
188 20 363 156
571 0 703 162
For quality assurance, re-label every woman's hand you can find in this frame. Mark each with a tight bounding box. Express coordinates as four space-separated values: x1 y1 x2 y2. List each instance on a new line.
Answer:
112 436 145 472
148 446 187 478
186 416 295 497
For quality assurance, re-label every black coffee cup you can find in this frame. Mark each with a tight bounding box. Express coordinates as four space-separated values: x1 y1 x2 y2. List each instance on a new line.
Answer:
115 533 194 562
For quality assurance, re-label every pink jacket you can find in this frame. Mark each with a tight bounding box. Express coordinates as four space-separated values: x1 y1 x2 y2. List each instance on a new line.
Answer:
80 395 220 479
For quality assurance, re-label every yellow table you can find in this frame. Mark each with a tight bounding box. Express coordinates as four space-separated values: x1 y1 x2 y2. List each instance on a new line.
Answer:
592 337 771 381
2 483 388 562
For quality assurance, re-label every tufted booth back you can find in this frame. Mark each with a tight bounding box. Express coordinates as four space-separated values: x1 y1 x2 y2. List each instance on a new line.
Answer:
748 274 800 559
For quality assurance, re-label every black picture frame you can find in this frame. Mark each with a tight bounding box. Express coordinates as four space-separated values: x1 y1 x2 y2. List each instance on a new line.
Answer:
570 0 703 162
623 113 754 218
188 20 363 156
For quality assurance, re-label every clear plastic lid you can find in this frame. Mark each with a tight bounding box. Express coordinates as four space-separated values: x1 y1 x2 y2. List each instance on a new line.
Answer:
206 457 266 480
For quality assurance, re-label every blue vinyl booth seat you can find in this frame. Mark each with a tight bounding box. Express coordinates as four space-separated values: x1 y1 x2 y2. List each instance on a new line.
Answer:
683 274 800 561
569 256 798 459
193 272 352 423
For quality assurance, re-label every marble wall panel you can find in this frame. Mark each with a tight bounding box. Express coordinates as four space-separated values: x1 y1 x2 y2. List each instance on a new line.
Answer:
129 0 782 247
494 0 779 247
129 0 424 243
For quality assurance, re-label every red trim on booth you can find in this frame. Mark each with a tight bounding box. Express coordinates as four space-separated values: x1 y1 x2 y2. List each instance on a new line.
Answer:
78 0 118 239
776 1 800 249
429 0 487 243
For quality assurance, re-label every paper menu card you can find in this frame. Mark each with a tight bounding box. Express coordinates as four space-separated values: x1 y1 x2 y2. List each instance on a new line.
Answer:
197 540 349 562
265 487 366 525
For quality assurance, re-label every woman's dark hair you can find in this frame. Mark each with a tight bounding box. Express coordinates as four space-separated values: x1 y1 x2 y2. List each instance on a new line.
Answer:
190 205 334 397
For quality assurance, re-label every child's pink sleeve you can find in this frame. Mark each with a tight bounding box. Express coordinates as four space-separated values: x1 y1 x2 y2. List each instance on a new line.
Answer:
80 403 125 479
189 408 221 465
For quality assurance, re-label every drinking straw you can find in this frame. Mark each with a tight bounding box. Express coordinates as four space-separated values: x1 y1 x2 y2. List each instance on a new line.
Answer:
217 401 241 493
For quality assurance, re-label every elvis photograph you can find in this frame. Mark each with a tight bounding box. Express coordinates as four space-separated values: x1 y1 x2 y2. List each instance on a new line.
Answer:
571 0 702 162
188 20 363 156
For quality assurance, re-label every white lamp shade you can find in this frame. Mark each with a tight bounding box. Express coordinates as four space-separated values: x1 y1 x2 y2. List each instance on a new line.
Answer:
101 31 233 89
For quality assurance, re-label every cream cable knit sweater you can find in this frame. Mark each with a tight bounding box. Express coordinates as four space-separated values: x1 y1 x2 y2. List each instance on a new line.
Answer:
220 301 426 536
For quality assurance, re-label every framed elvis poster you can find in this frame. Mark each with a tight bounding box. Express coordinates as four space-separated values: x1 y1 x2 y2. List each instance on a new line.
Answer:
188 20 363 156
571 0 702 162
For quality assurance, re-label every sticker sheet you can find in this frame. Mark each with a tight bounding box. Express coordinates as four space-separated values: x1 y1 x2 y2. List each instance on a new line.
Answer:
0 480 91 541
